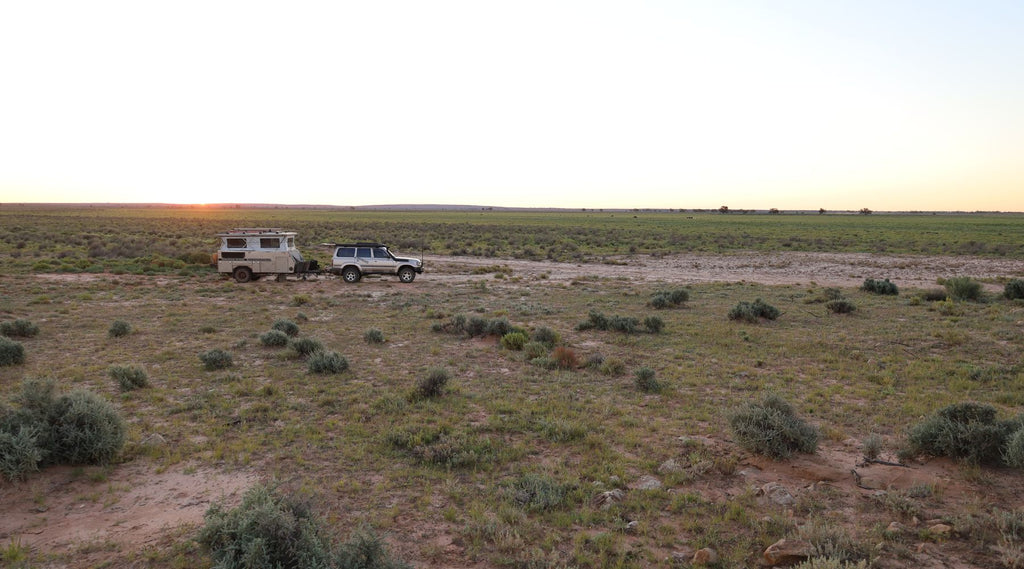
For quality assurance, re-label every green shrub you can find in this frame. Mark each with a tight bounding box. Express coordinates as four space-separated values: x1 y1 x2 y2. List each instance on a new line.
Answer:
728 299 780 323
634 367 663 393
465 316 489 337
643 315 664 333
108 320 132 338
415 368 450 399
290 337 325 357
109 365 149 391
48 389 126 465
271 319 300 337
861 278 899 295
364 328 386 344
826 299 856 314
600 357 626 376
1005 429 1024 468
531 326 559 347
1006 279 1024 300
728 394 819 459
0 337 25 366
307 351 349 374
199 484 332 569
523 341 549 359
259 329 289 347
943 276 983 301
0 426 44 482
0 319 39 338
649 288 689 308
904 402 1022 465
486 317 514 337
500 331 528 351
199 349 234 370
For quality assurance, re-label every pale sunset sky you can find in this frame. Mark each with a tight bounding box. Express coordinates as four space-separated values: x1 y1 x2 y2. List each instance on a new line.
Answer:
1 1 1022 211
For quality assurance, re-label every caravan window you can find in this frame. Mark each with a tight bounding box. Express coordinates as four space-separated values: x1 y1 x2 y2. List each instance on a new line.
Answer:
226 238 247 248
260 238 281 249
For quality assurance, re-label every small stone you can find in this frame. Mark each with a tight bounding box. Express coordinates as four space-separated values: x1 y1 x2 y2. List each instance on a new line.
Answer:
591 489 625 510
759 483 795 506
692 547 718 565
624 520 639 533
886 521 907 534
928 523 952 537
763 538 813 566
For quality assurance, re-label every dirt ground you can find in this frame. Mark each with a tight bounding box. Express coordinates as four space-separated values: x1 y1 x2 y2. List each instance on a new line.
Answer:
4 251 1024 567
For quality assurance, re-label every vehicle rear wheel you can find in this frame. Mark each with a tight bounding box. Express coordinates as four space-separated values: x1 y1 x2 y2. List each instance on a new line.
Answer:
342 267 361 283
233 267 254 283
398 267 416 283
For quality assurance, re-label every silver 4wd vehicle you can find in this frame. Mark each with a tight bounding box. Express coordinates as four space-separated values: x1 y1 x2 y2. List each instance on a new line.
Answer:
214 228 318 283
330 243 423 283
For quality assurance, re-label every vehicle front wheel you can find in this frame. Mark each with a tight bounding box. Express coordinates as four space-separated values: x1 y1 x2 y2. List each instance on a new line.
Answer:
233 267 254 283
398 267 416 283
342 267 361 283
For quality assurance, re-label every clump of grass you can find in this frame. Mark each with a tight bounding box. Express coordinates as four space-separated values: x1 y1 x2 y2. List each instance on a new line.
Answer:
271 319 300 337
523 341 549 359
643 315 664 333
649 288 689 309
199 349 233 371
198 483 408 569
577 311 659 334
1006 279 1024 300
109 365 149 391
634 366 663 393
499 331 527 351
826 298 856 314
0 319 39 338
259 330 289 347
728 299 780 323
552 346 579 370
290 294 310 307
903 401 1023 465
1006 430 1024 468
307 351 349 374
364 328 386 344
290 337 325 357
600 357 626 376
507 473 576 512
942 276 983 301
108 320 131 338
0 337 26 366
861 434 883 462
410 433 497 469
414 368 450 399
433 314 521 339
861 278 899 295
728 394 819 459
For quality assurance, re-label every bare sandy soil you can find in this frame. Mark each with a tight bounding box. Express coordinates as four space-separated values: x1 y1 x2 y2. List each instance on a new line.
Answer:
6 251 1024 567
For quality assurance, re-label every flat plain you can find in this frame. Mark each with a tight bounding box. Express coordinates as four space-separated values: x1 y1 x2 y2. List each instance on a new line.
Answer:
1 206 1023 568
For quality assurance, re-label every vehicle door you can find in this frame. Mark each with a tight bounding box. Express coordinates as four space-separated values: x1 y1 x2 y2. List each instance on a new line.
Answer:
369 246 397 274
355 247 375 273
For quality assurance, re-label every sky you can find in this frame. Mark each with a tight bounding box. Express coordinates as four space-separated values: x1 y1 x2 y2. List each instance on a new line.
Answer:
1 1 1022 211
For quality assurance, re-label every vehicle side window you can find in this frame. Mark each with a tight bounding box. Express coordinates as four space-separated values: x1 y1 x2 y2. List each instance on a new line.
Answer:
356 247 371 258
226 238 247 248
373 247 389 258
336 247 355 257
286 237 294 248
260 238 280 249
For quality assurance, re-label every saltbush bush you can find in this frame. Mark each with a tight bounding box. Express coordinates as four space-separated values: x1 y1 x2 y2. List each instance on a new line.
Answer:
1005 429 1024 468
290 337 325 357
904 402 1024 465
364 328 386 344
577 310 656 334
649 288 689 309
259 329 289 347
634 367 662 393
0 425 44 482
415 368 450 399
48 389 126 465
1006 278 1024 300
861 278 899 295
307 351 349 374
728 394 819 459
728 299 780 323
0 337 26 366
507 473 575 512
826 299 856 314
199 483 409 569
531 326 559 347
108 320 132 338
500 331 528 351
600 357 626 376
271 319 300 337
199 349 234 370
643 315 664 333
109 365 149 391
943 276 983 301
0 319 39 338
523 341 549 359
